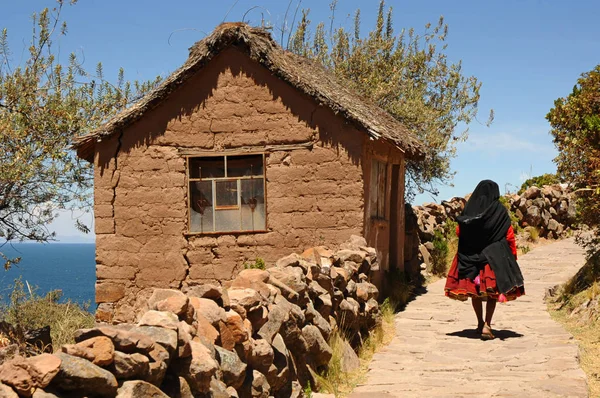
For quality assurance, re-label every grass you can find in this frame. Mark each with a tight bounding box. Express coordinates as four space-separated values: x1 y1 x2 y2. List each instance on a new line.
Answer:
547 251 600 397
0 278 95 354
316 271 417 397
527 226 540 242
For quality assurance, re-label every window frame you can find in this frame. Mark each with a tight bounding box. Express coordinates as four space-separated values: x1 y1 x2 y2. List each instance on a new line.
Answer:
370 158 388 220
186 153 268 235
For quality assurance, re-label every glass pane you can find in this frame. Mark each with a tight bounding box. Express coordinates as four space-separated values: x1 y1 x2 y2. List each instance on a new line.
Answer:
227 154 264 177
216 180 238 209
189 157 225 179
241 179 266 231
189 181 214 232
215 208 241 232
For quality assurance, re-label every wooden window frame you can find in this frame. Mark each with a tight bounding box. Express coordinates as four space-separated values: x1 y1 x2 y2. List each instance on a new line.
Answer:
186 153 268 235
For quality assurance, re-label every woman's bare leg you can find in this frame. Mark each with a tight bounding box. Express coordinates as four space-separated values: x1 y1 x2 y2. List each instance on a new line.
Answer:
471 296 484 331
485 298 497 325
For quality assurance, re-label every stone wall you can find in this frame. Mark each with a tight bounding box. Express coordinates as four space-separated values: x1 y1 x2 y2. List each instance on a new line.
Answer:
405 184 578 274
92 47 404 323
0 237 381 398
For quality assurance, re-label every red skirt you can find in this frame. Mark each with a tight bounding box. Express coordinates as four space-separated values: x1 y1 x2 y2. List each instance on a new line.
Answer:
444 254 525 301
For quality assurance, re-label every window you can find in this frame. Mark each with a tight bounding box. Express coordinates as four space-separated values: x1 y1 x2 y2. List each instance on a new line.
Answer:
370 160 387 219
188 154 266 233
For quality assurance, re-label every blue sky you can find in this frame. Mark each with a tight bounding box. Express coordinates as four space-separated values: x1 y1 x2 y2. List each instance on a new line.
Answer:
2 0 599 242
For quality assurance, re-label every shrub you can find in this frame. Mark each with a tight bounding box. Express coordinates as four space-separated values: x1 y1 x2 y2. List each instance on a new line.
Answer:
0 278 95 353
430 230 449 276
518 173 561 194
527 226 540 242
243 258 266 270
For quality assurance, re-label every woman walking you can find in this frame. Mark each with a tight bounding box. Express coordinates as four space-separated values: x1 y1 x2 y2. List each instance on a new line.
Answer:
445 180 525 339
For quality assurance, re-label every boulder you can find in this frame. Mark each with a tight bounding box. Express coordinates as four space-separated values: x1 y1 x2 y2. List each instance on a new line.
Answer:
0 345 19 367
110 351 149 380
240 370 270 398
155 295 189 317
340 339 360 373
267 267 308 302
189 297 226 327
51 353 118 397
355 282 379 302
523 186 541 200
257 304 289 344
418 244 432 267
131 327 177 356
182 284 223 300
0 383 18 398
224 310 250 345
301 325 332 367
148 289 187 310
227 288 262 312
246 306 269 333
209 377 230 398
173 341 218 394
248 339 274 370
0 356 34 396
276 253 303 269
137 311 179 331
177 322 194 359
548 219 560 232
61 336 114 367
334 250 366 265
215 346 246 390
195 314 219 344
116 380 169 398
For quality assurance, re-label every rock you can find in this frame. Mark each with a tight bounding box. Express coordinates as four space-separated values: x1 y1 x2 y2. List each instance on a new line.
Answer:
345 280 357 297
523 186 541 200
155 295 189 317
209 377 229 398
302 325 333 366
61 336 115 367
0 383 18 398
177 322 194 359
301 247 333 268
215 346 246 390
173 341 218 394
418 244 432 267
224 310 249 345
227 288 262 312
137 311 179 331
195 314 219 344
340 339 360 373
52 353 118 397
110 351 149 379
355 282 379 302
248 339 274 370
0 345 19 367
27 354 62 390
226 386 239 398
116 380 169 397
133 326 178 355
241 370 270 398
315 294 332 319
148 289 186 309
74 327 156 356
548 219 560 231
189 297 226 327
334 250 366 265
0 356 34 396
24 327 52 353
182 284 223 300
257 305 288 344
247 306 269 333
339 235 368 251
525 205 541 226
267 267 307 302
276 253 302 269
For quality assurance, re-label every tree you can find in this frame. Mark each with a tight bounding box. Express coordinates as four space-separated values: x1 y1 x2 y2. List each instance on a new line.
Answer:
0 1 160 268
287 1 492 199
547 65 600 250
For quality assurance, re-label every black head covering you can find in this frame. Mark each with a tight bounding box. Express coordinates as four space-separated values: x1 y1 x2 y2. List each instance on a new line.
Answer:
456 180 524 294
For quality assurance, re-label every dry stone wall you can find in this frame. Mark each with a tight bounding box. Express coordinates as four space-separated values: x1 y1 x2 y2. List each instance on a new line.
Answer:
0 236 381 398
406 184 578 274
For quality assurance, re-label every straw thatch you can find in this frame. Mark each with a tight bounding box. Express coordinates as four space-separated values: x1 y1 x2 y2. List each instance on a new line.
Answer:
73 23 424 162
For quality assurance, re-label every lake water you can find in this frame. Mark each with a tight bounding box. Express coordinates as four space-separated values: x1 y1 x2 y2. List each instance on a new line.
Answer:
0 243 96 308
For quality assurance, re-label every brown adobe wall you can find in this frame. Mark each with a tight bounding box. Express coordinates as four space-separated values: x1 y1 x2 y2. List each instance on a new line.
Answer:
92 48 377 323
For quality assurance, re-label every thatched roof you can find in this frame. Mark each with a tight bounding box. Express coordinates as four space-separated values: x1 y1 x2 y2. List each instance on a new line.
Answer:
73 23 424 162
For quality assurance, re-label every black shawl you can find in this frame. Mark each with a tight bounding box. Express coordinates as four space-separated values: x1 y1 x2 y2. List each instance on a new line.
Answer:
456 180 524 294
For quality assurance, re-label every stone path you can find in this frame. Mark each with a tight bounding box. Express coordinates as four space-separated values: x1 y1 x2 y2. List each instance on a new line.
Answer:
349 238 589 398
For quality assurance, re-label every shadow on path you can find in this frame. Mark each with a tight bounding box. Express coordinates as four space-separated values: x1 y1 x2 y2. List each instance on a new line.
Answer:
446 328 524 340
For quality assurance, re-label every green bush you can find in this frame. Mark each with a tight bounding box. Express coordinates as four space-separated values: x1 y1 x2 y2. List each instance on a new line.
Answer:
518 173 561 194
499 196 522 233
243 258 266 270
430 230 449 276
0 278 95 353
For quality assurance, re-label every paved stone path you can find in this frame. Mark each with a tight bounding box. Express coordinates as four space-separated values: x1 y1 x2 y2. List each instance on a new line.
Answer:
349 238 589 398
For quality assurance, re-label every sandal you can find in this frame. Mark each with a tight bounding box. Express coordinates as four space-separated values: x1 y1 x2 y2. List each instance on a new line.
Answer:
481 323 495 340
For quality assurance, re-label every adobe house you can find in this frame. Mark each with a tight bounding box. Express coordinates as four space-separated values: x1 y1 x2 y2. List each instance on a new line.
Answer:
73 23 424 322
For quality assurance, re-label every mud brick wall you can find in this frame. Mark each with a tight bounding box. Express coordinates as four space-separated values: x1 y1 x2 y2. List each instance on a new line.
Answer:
91 48 400 323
